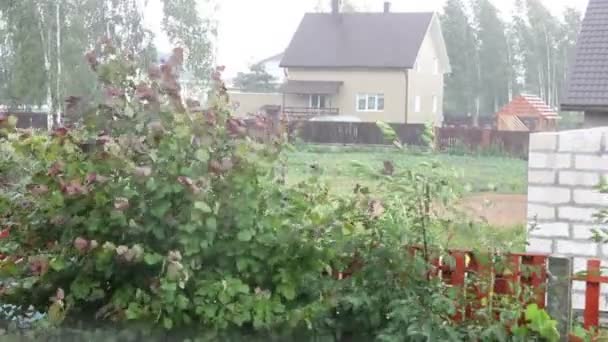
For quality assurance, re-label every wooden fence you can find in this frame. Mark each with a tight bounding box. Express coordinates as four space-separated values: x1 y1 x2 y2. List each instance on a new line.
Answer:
435 127 530 158
294 121 427 146
1 112 48 130
340 248 608 340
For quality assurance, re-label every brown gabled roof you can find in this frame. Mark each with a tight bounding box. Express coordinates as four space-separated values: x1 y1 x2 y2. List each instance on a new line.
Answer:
280 12 435 69
561 0 608 111
497 95 560 119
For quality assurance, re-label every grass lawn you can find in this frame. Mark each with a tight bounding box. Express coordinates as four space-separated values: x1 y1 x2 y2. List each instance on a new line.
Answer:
286 145 528 195
285 145 529 251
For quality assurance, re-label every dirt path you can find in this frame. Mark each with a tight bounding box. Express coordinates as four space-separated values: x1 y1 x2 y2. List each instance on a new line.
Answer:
461 193 527 228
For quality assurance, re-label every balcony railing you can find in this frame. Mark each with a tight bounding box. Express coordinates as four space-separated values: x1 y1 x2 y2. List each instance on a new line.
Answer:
283 107 340 121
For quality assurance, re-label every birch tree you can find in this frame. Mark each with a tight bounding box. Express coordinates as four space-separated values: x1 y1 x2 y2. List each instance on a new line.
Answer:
0 0 215 127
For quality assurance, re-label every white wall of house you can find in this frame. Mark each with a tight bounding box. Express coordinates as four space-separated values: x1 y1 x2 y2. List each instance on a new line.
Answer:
228 91 282 117
407 29 445 125
286 68 408 123
527 128 608 310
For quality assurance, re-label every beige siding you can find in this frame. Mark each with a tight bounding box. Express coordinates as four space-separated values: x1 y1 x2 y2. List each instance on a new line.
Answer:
407 32 445 125
227 91 282 117
286 68 408 123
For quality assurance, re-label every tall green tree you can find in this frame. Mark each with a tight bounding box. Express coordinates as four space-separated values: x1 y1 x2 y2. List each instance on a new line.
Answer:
0 0 215 126
473 0 511 115
161 0 216 82
441 0 479 116
233 64 277 93
507 0 581 107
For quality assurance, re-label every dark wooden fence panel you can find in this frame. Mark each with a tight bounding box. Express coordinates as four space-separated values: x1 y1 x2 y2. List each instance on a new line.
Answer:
295 121 427 146
436 127 530 158
2 112 48 130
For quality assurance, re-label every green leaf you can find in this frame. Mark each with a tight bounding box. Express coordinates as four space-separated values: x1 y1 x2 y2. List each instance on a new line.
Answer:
48 302 65 326
163 317 173 330
144 253 164 265
237 230 253 242
278 283 296 300
236 258 248 272
194 201 212 214
177 294 190 310
126 303 141 320
195 149 209 162
206 217 217 231
50 257 67 271
151 201 171 218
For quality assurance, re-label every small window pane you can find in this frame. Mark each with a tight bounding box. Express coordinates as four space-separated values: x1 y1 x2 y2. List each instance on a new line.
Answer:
367 95 376 110
357 95 366 111
319 95 326 109
377 95 385 111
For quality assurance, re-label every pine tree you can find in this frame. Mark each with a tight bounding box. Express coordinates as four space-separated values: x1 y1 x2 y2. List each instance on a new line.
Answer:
473 0 511 115
441 0 479 116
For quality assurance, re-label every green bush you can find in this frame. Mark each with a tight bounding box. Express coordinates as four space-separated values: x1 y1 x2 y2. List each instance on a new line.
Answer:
0 41 558 341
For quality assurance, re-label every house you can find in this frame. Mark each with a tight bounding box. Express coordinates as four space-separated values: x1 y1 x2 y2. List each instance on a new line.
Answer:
254 53 286 84
496 94 559 132
561 0 608 127
278 1 450 124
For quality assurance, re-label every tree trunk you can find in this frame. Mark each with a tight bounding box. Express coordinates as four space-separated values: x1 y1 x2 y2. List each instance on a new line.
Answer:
55 0 62 125
35 1 53 130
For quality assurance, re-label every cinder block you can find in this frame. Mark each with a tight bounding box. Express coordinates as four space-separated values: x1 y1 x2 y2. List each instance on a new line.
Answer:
530 132 558 151
527 238 553 253
573 189 608 206
572 280 608 295
528 170 556 185
559 130 604 153
573 257 588 273
528 204 557 220
555 240 598 257
529 152 572 169
528 186 571 204
575 155 608 171
559 171 601 187
573 224 599 240
529 222 569 238
600 244 608 258
558 206 598 223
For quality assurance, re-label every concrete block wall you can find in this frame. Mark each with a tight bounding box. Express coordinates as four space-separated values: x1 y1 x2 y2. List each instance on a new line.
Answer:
527 127 608 310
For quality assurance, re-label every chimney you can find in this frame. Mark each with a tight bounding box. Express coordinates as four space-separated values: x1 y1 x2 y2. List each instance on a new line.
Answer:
383 1 391 13
332 0 340 14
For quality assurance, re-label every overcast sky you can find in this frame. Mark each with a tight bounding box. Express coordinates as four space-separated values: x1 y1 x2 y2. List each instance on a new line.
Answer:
146 0 589 78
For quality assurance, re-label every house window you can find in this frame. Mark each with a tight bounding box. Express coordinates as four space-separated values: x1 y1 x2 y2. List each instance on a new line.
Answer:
356 94 385 111
414 96 421 113
432 95 438 113
433 58 439 75
309 94 327 109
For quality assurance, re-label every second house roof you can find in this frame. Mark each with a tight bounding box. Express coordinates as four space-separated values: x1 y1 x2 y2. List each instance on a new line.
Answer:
280 12 435 69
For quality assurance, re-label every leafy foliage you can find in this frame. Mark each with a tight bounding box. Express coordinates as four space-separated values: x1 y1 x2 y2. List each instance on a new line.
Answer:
1 42 557 341
233 64 278 93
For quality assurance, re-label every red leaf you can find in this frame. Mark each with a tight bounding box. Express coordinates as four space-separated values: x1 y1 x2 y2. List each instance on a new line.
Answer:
52 127 69 138
0 229 10 239
47 162 65 177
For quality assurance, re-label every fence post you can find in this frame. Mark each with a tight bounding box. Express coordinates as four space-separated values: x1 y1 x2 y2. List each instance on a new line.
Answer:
450 251 467 322
584 259 601 330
